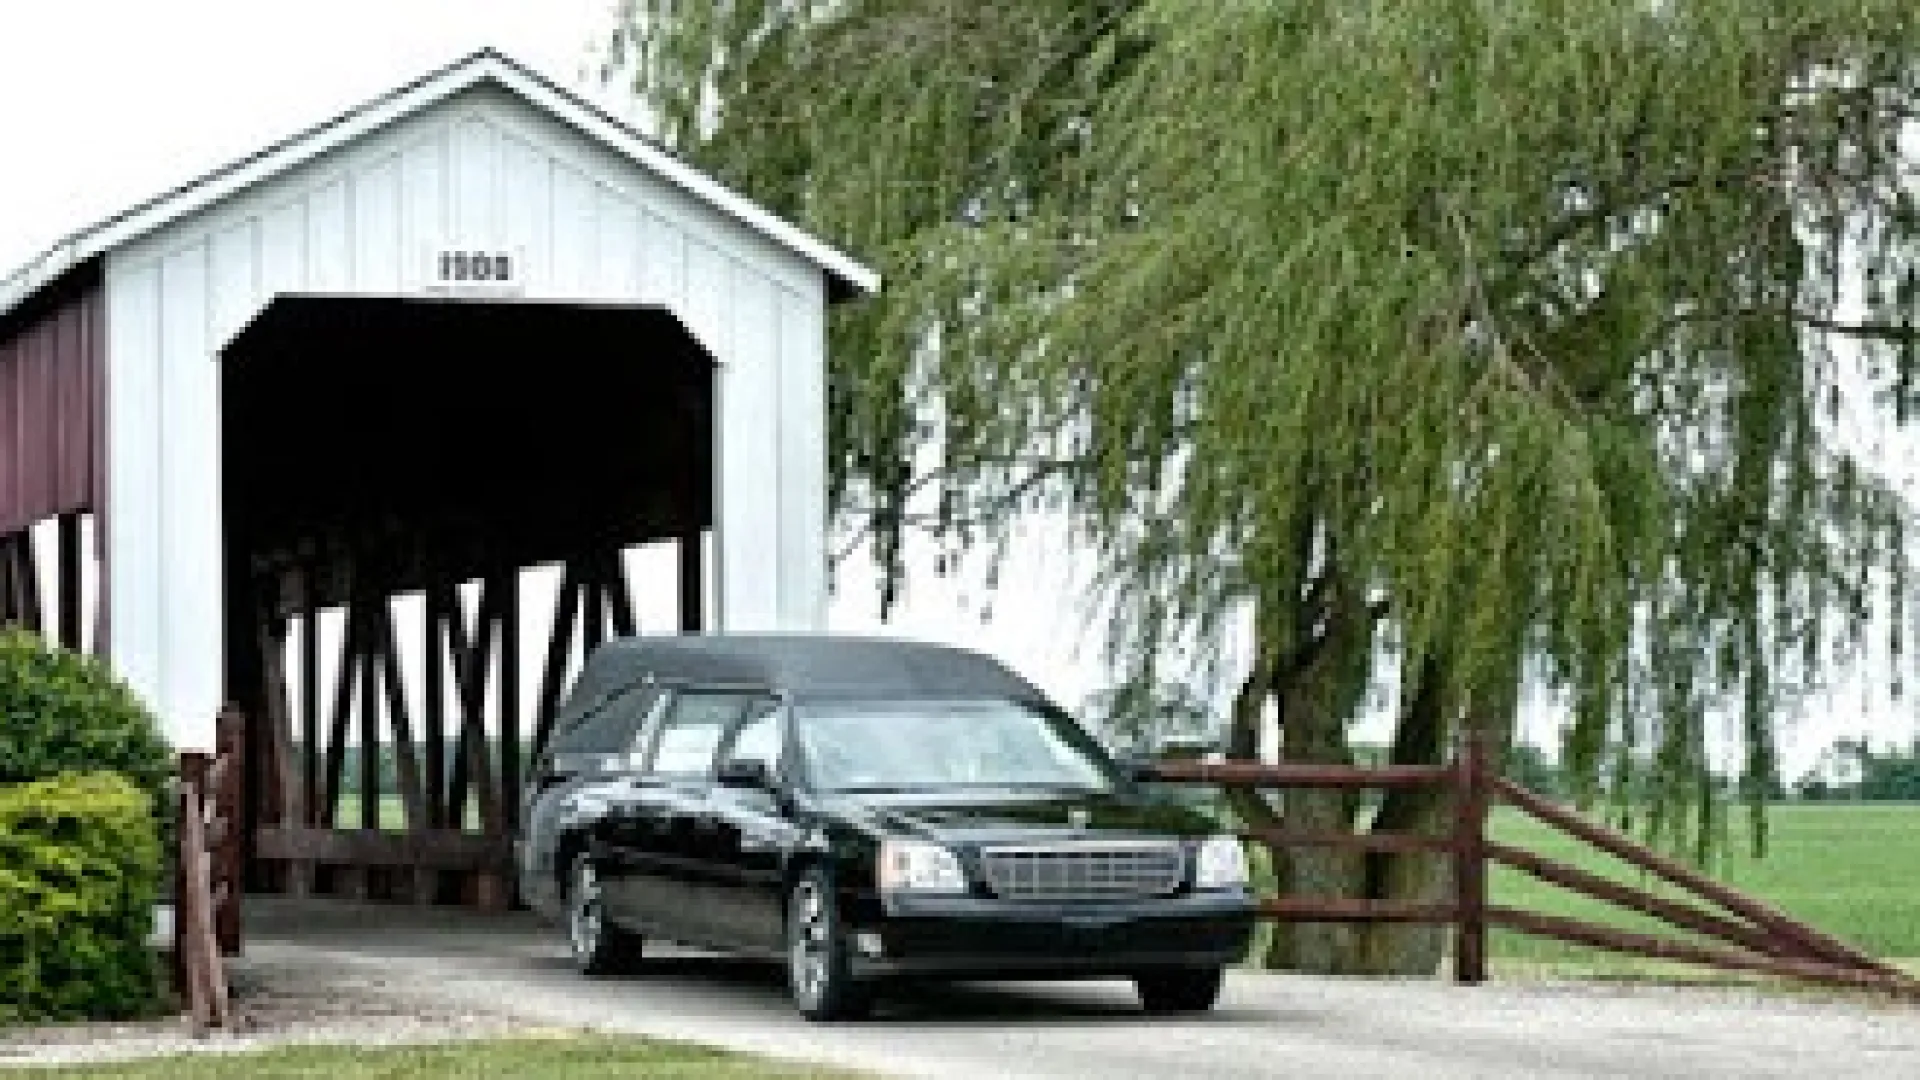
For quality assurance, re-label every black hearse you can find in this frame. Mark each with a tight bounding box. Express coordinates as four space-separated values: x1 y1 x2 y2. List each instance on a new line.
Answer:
515 635 1254 1020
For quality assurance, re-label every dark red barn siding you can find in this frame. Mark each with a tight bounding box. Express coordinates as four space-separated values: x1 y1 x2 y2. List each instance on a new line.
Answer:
0 265 105 536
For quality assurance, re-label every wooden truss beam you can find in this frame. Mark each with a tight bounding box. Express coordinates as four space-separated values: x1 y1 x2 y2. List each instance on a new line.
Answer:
244 539 679 907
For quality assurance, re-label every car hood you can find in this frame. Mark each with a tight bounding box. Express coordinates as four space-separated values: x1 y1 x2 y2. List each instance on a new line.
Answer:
824 789 1220 844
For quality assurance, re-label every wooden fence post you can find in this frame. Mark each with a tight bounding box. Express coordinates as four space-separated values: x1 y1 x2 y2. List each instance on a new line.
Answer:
174 750 233 1033
215 707 245 956
1453 728 1490 985
180 759 230 1035
171 755 206 997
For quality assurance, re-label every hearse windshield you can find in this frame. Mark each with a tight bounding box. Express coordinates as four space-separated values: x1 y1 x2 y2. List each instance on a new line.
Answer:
796 698 1118 793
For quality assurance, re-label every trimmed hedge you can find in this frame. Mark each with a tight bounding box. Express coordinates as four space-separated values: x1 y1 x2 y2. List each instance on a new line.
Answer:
0 772 165 1023
0 629 172 1024
0 628 173 820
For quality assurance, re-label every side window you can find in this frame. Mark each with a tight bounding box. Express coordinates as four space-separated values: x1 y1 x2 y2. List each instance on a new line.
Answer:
641 691 756 778
548 685 658 757
717 701 784 775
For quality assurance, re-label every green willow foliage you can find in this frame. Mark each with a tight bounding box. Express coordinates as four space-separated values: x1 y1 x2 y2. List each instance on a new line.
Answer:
610 1 1920 857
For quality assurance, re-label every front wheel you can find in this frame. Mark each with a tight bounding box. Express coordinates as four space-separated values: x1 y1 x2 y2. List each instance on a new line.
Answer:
1135 967 1224 1014
567 857 644 977
787 866 874 1021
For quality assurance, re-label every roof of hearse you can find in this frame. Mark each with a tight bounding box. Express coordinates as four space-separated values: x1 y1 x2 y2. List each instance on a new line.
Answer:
569 634 1049 708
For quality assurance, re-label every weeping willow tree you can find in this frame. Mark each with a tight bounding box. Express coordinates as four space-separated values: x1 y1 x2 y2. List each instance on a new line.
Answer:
608 1 1920 973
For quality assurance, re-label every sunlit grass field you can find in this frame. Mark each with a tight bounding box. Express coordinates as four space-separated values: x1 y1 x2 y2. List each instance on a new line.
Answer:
1487 802 1920 975
1234 800 1915 983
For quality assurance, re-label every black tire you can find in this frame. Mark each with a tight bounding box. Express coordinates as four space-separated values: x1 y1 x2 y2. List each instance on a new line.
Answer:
567 857 644 977
1135 967 1225 1014
786 865 874 1021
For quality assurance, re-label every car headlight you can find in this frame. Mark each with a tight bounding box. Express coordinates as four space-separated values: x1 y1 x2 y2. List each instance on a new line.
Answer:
878 839 970 893
1194 835 1249 890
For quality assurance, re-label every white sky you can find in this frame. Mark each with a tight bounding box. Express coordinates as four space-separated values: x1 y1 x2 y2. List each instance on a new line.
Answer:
2 1 1912 776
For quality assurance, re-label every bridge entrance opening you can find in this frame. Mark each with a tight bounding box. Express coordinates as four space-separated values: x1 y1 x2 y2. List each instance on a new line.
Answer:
219 294 713 905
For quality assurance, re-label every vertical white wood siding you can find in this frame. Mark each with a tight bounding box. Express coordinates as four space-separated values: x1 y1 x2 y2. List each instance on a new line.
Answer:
104 85 829 750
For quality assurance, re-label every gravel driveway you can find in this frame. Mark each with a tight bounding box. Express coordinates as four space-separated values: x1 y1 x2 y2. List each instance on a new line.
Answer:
0 948 531 1070
208 898 1920 1080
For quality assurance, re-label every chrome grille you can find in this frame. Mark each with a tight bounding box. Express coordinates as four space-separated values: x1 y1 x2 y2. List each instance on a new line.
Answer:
979 842 1185 901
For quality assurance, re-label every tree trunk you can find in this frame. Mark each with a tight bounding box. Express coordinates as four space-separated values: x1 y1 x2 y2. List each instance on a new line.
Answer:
1351 667 1519 976
1351 655 1453 975
1258 587 1371 973
1262 690 1362 971
1227 581 1520 977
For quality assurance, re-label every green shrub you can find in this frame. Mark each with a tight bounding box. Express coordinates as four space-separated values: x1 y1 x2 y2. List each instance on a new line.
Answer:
0 772 165 1023
0 628 172 825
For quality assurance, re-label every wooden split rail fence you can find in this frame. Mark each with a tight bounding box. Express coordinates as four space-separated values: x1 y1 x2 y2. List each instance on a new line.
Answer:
173 711 1912 1017
173 707 245 1036
1147 732 1919 998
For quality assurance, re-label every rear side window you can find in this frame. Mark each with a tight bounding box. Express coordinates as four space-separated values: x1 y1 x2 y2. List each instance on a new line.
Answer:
641 691 760 778
548 685 659 756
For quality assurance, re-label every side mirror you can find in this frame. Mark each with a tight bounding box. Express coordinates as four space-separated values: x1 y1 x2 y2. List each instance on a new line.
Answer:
716 757 773 790
1119 752 1160 783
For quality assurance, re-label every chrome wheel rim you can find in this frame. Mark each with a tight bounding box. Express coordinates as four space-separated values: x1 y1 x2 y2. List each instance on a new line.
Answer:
790 879 829 1007
569 862 603 962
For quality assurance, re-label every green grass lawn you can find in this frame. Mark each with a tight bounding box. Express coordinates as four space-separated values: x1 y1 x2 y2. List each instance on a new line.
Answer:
1236 800 1917 984
1486 802 1920 978
12 1036 855 1078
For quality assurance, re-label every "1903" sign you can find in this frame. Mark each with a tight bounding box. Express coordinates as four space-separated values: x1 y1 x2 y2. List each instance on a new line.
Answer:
424 246 524 293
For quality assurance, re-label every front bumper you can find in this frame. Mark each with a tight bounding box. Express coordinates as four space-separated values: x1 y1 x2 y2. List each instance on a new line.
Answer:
848 890 1256 980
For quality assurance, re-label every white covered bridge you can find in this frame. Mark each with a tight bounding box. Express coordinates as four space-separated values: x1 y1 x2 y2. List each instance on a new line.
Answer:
0 47 874 908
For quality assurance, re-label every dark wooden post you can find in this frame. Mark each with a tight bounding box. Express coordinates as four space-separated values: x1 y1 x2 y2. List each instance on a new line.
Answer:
214 707 245 956
497 570 520 836
416 578 453 905
446 582 502 835
257 602 298 834
1453 728 1490 985
299 565 320 828
0 533 15 628
281 568 317 897
529 567 580 765
321 587 360 830
357 600 380 836
679 531 703 633
220 535 262 894
55 513 82 650
172 752 209 994
176 743 230 1032
423 577 448 831
90 512 109 660
3 530 44 634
